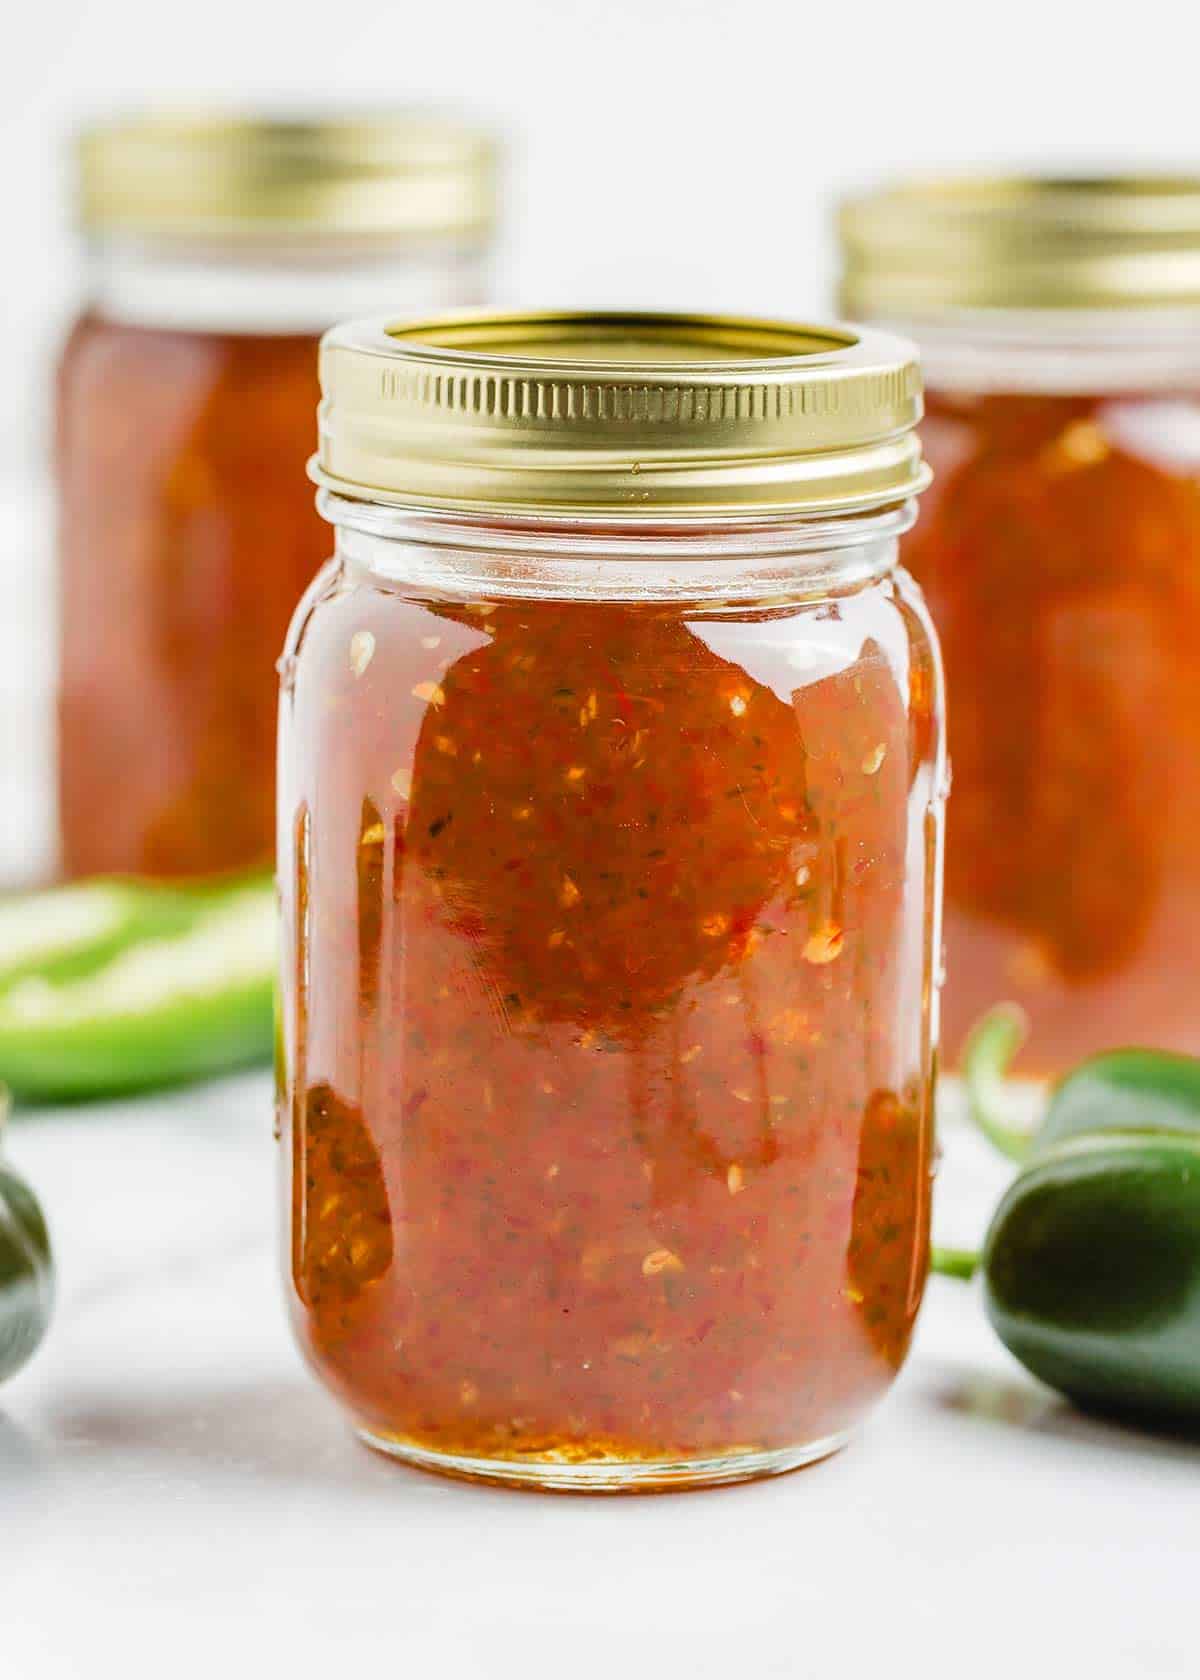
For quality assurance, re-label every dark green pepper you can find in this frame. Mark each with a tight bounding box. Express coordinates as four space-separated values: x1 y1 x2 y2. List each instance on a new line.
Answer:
934 1007 1200 1429
0 1096 53 1382
0 875 275 1102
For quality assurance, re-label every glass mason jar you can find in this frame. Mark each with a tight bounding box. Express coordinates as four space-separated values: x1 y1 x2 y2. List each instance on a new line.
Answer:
840 176 1200 1076
277 310 946 1490
57 113 498 880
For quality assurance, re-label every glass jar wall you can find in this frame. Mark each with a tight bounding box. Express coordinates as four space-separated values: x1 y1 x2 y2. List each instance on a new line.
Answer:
840 177 1200 1075
57 114 498 880
277 311 945 1490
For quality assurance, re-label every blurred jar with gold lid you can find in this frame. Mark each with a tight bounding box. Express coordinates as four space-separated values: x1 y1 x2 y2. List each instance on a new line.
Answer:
839 176 1200 1075
57 112 499 880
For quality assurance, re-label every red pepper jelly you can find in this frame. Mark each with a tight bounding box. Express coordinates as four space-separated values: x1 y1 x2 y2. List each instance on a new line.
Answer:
278 311 945 1489
840 175 1200 1074
58 113 496 879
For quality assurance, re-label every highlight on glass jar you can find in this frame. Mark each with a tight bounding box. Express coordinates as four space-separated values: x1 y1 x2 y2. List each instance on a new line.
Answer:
57 112 499 881
839 175 1200 1076
278 309 946 1491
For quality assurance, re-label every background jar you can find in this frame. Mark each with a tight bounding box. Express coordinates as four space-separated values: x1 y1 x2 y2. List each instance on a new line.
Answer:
57 113 498 880
840 177 1200 1076
278 311 946 1490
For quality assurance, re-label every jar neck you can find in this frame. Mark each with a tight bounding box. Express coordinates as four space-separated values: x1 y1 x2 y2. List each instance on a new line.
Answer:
877 309 1200 394
322 494 915 603
83 232 489 336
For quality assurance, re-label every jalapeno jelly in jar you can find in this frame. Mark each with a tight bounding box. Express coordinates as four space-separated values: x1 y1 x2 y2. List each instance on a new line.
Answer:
58 113 497 879
278 311 945 1489
841 176 1200 1075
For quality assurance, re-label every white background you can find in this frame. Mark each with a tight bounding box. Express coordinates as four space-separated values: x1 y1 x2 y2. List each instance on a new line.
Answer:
3 0 1200 473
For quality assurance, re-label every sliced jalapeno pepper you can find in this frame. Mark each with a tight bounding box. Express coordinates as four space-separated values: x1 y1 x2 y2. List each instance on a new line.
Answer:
0 876 275 1101
0 1096 53 1381
933 1007 1200 1428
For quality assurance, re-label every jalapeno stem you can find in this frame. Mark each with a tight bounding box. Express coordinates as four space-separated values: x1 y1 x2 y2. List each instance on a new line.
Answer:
929 1245 981 1281
963 1004 1035 1163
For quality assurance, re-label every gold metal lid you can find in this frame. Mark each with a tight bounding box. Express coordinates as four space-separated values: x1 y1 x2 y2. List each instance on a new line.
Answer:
77 112 498 241
839 175 1200 315
314 310 928 518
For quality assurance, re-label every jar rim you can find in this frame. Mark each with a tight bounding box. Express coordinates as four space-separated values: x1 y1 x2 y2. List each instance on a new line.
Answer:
867 311 1200 395
319 492 916 602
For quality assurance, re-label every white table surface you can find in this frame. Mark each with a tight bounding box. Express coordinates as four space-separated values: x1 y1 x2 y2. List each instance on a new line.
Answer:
1 1074 1194 1680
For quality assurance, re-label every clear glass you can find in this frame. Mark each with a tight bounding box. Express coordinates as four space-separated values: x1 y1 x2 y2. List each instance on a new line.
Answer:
898 313 1200 1076
56 233 489 879
276 500 946 1491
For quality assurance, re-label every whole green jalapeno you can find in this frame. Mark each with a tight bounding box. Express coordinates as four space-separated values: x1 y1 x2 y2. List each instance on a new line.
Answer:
934 1007 1200 1429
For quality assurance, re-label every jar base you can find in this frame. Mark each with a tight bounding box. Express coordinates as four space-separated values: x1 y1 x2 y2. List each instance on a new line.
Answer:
355 1427 851 1492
